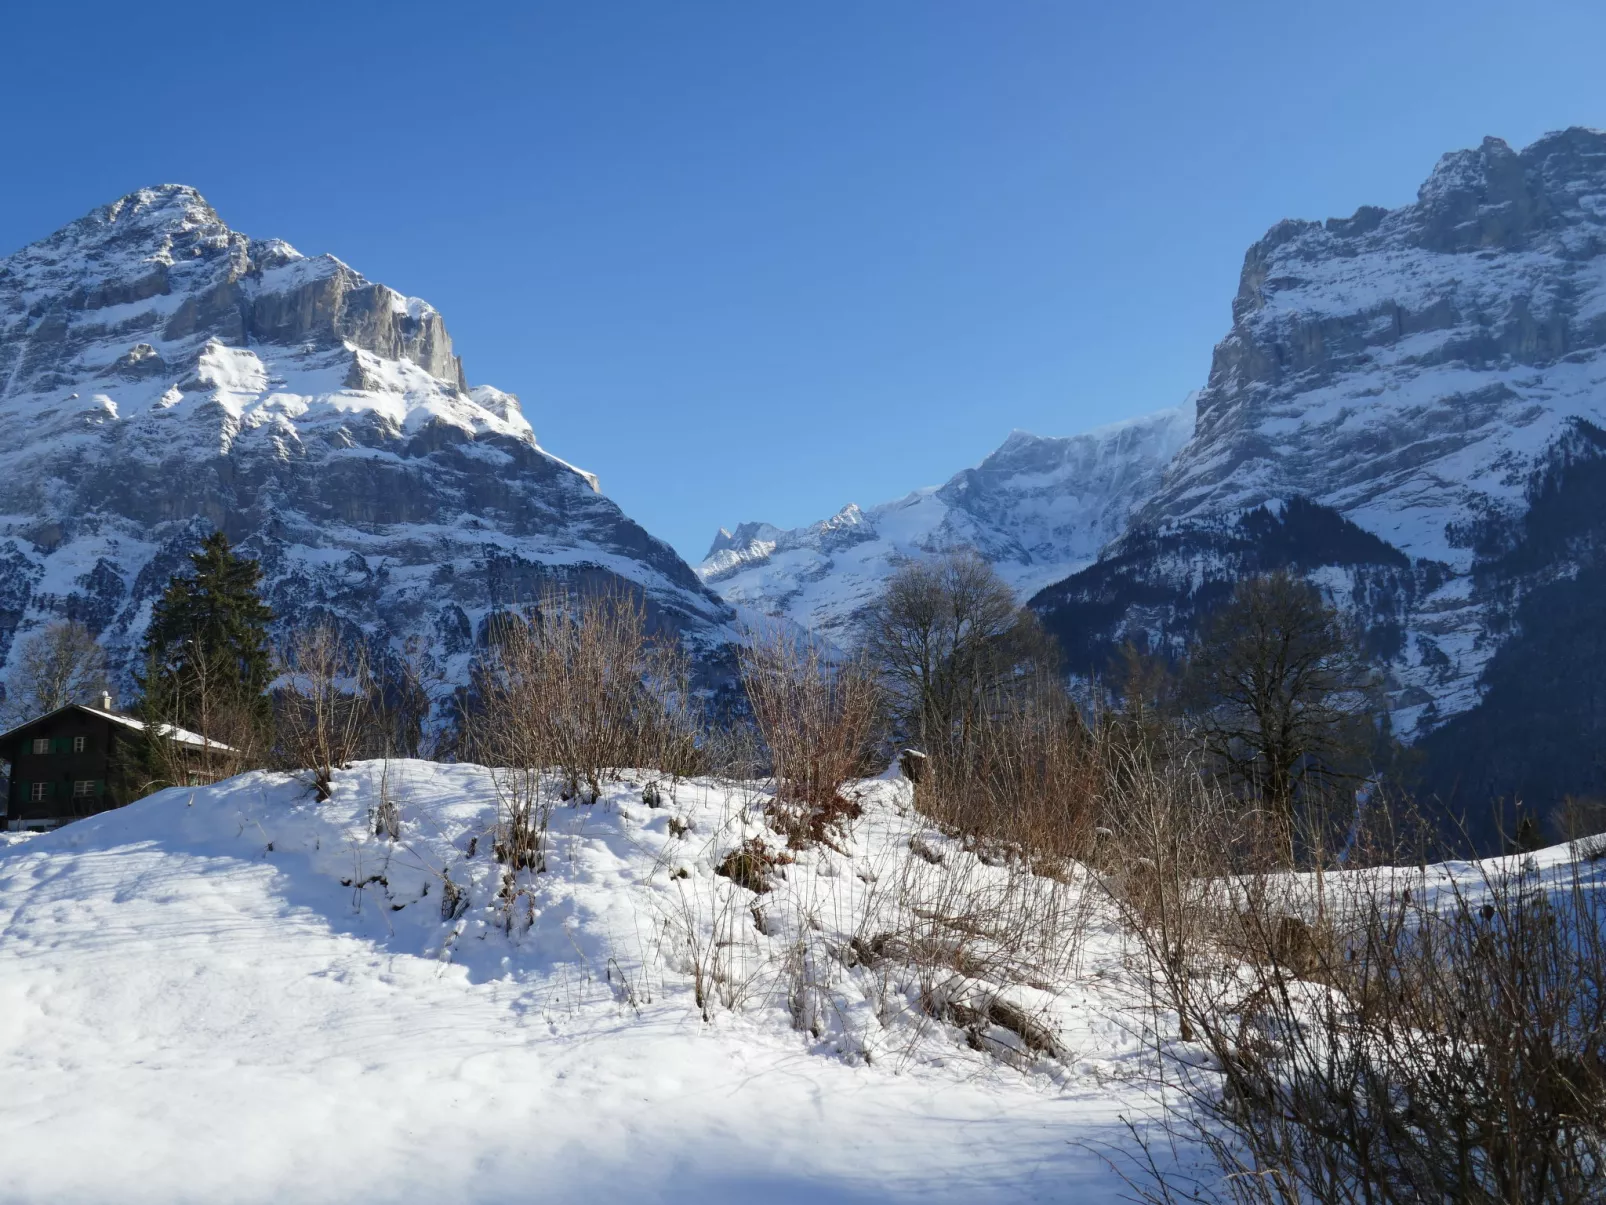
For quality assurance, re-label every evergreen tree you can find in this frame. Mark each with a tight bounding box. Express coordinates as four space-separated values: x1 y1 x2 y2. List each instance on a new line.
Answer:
138 531 274 729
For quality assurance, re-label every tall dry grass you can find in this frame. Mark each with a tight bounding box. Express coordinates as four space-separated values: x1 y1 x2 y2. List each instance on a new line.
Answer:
917 681 1102 869
1094 729 1606 1204
738 625 882 848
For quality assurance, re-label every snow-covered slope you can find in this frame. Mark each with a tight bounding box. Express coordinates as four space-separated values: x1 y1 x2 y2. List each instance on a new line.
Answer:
0 186 734 702
0 761 1160 1202
1144 127 1606 554
699 404 1193 642
1035 128 1606 743
5 758 1594 1198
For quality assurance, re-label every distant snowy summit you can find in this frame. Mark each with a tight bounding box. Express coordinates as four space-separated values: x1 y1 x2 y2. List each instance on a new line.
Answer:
698 405 1193 643
0 185 733 703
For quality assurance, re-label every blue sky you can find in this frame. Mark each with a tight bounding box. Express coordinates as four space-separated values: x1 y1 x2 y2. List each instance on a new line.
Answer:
2 1 1602 559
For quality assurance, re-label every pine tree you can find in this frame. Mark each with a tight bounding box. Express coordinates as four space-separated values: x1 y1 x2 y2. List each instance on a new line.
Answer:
138 531 274 730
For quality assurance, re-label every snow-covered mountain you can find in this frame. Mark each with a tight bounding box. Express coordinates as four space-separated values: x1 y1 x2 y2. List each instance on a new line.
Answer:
0 185 735 704
1033 127 1606 789
698 404 1193 643
701 126 1606 813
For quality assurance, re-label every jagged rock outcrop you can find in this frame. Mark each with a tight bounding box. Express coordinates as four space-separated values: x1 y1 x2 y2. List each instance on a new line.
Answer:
699 405 1193 643
1034 126 1606 748
0 185 735 708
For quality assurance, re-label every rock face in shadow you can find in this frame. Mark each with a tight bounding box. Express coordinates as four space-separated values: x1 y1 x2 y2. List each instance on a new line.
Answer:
0 185 735 706
1030 127 1606 756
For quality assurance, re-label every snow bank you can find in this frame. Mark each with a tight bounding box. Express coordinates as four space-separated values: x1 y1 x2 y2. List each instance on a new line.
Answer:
0 761 1164 1204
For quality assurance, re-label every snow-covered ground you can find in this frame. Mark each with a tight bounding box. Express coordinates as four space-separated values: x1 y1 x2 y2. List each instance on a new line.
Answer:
0 762 1176 1204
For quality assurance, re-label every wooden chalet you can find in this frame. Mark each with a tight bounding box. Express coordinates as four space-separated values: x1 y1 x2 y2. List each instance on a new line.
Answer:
1 694 232 831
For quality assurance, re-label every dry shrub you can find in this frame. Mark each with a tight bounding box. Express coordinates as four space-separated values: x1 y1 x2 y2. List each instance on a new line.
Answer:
467 587 704 804
274 622 377 800
738 626 881 847
1116 790 1606 1204
135 642 273 792
464 587 704 878
372 634 449 759
715 837 793 894
825 788 1098 1070
919 681 1101 867
1556 795 1606 862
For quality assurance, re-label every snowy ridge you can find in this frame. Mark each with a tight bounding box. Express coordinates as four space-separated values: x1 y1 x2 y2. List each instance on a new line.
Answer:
1145 128 1606 565
1050 126 1606 736
700 403 1194 642
0 186 734 700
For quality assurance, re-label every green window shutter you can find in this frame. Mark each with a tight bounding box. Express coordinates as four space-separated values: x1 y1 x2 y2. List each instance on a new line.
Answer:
52 738 70 754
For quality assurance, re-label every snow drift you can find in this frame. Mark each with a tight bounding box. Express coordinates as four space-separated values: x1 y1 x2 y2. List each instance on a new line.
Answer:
0 761 1157 1204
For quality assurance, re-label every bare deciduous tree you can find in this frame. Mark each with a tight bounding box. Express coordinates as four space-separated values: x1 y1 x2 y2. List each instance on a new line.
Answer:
862 550 1052 756
3 620 110 726
1187 572 1377 854
136 641 269 793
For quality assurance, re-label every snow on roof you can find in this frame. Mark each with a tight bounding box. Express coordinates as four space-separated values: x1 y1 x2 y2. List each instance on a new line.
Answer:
89 707 235 751
0 704 234 751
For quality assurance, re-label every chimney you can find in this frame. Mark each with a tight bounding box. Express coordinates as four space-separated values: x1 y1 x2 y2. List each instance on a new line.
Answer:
99 690 114 713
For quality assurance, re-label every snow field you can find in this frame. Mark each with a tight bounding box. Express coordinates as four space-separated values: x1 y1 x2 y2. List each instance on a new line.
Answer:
0 761 1172 1203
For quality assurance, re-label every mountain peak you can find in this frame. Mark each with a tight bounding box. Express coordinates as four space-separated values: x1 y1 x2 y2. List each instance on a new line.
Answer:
20 183 231 268
700 407 1191 638
102 183 217 224
0 189 736 705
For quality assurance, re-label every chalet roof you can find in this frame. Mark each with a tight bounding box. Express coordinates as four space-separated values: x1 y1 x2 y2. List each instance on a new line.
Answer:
0 704 236 751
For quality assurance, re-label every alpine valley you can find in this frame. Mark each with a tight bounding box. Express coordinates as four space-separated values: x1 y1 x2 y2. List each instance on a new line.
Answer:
6 130 1606 822
705 127 1606 821
0 185 737 711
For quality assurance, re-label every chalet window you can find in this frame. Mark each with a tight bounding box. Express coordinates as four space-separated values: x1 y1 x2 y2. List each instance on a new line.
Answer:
72 780 98 799
31 738 49 755
28 782 49 803
73 736 87 753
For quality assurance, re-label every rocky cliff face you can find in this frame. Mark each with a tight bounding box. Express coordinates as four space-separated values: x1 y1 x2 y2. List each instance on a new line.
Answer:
699 405 1193 643
0 186 735 708
701 127 1606 821
1035 127 1606 745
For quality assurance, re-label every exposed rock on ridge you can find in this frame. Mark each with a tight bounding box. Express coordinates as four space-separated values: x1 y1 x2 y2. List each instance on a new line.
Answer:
0 185 734 706
1035 126 1606 740
699 405 1193 643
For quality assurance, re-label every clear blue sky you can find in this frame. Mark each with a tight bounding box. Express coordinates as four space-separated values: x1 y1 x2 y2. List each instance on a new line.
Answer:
3 2 1602 560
